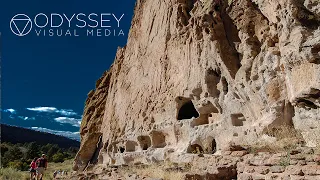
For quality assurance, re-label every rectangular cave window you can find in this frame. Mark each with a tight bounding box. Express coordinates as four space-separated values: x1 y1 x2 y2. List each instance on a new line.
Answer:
231 113 246 126
150 131 166 148
178 100 200 120
191 114 209 127
137 136 151 151
125 141 137 152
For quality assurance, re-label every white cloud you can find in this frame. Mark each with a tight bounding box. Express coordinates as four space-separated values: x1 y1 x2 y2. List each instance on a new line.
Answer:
27 107 57 112
3 109 16 114
26 107 79 117
18 116 35 121
2 109 36 121
31 127 80 141
57 109 78 116
54 117 82 127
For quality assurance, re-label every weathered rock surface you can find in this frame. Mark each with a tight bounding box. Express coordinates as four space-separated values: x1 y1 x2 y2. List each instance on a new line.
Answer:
73 149 320 180
74 0 320 179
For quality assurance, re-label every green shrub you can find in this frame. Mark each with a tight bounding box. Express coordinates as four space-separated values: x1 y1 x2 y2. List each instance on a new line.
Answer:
279 152 291 167
1 142 78 170
52 153 64 163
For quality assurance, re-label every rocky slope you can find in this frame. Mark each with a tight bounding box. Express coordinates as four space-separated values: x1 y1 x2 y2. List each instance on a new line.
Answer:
75 148 320 179
73 0 320 179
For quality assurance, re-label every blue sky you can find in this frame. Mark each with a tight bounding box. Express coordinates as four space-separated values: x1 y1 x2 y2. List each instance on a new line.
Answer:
0 0 136 140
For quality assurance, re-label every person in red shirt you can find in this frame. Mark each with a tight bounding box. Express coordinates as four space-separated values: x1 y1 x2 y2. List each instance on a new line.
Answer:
29 158 37 180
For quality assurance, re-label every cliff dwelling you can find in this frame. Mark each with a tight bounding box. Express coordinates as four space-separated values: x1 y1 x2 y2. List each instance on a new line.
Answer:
73 0 320 179
177 100 200 120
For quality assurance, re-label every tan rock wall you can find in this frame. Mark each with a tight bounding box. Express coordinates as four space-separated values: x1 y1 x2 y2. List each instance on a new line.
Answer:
74 0 320 171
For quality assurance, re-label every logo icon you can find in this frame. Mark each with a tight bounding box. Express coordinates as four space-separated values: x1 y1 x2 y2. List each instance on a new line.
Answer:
10 14 32 36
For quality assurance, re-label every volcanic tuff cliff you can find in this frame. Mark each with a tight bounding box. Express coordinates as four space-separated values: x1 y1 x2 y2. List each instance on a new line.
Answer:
74 0 320 179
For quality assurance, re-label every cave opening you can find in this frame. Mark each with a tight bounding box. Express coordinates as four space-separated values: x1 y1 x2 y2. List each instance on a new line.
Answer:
119 147 125 153
178 101 200 120
187 144 204 154
221 77 228 94
214 4 220 11
297 99 318 109
212 139 217 154
137 136 151 151
189 0 196 11
295 5 320 30
231 113 246 126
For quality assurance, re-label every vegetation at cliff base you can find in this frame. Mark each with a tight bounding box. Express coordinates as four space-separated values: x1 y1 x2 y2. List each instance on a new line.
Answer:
0 159 73 180
0 142 78 171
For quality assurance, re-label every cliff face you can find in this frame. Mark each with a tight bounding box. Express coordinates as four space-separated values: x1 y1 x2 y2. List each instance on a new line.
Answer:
74 0 320 175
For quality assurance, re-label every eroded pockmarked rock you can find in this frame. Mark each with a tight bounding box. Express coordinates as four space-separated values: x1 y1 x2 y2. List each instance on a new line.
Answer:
74 0 320 178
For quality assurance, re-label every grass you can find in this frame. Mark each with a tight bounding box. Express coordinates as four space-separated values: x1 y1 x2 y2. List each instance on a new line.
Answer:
119 161 191 180
279 152 291 167
0 159 73 180
43 159 73 179
0 167 29 180
248 125 304 154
